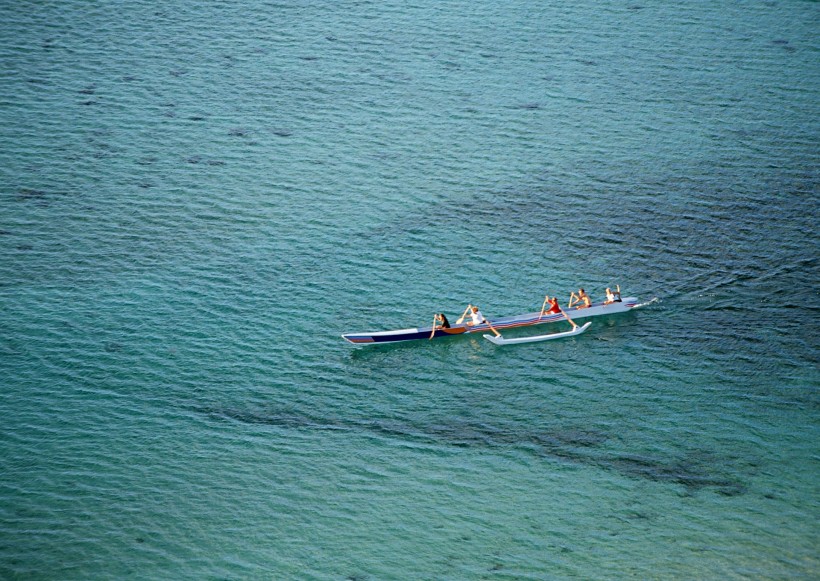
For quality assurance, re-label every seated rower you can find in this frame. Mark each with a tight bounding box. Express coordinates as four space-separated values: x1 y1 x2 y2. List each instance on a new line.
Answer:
569 288 591 309
429 312 452 339
433 313 450 329
542 296 562 315
467 305 484 326
467 305 501 337
543 295 579 329
604 285 622 304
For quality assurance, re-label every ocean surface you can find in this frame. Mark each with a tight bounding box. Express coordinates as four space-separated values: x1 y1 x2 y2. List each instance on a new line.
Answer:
1 1 818 579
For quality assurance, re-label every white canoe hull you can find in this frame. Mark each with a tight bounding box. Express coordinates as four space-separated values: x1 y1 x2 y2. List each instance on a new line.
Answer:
483 322 592 345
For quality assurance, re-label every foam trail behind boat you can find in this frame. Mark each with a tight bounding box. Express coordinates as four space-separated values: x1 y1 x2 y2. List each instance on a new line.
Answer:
633 297 660 309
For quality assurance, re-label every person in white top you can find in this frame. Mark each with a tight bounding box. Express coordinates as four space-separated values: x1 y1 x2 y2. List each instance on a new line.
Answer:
469 305 484 326
604 285 622 305
467 305 501 337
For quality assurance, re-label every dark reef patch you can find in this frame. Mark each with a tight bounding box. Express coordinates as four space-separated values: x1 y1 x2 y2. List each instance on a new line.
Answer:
185 156 225 166
18 188 47 200
195 405 747 495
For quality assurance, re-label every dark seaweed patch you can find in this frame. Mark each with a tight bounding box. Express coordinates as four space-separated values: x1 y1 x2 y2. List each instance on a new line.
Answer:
186 156 226 166
104 342 124 353
195 405 746 495
18 188 47 200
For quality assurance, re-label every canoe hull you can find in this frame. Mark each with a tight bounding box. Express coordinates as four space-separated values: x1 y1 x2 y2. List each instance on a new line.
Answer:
341 326 468 344
342 297 638 345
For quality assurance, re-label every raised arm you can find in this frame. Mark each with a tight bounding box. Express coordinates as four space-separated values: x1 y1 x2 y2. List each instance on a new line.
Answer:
455 304 472 324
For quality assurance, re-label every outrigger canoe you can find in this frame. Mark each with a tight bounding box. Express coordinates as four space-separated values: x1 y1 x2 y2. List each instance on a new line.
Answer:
342 297 639 345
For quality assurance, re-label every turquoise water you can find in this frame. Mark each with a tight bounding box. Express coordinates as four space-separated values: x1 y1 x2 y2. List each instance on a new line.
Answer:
1 1 818 578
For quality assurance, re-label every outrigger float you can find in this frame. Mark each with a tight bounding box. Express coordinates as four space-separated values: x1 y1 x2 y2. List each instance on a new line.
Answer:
483 321 592 345
342 297 639 345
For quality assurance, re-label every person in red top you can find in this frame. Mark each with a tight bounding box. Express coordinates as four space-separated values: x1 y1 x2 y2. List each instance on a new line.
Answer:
539 295 562 318
540 294 579 329
546 296 561 314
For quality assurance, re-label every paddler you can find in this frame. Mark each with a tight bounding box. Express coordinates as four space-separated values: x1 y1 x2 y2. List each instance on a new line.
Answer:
429 312 452 339
569 288 591 309
543 296 562 315
433 313 450 329
466 305 501 337
604 285 622 304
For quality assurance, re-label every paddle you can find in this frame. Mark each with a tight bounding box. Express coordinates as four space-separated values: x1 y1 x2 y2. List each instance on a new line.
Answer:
455 304 472 325
559 306 579 330
538 295 550 322
481 311 502 338
429 314 439 340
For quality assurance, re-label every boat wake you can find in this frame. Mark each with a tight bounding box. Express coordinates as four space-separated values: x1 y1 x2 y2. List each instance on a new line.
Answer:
634 297 660 309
